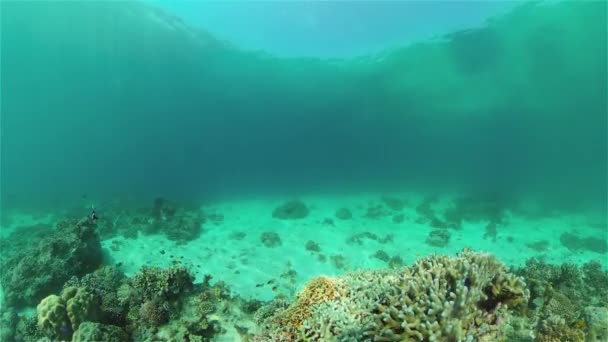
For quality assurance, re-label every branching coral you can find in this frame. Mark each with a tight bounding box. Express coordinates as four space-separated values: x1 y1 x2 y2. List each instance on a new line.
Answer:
138 298 170 325
255 249 528 342
513 259 608 341
65 266 128 326
72 322 127 342
368 249 528 341
130 266 194 302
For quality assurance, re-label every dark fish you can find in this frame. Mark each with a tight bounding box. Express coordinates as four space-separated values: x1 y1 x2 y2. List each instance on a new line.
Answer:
59 324 71 336
90 207 98 222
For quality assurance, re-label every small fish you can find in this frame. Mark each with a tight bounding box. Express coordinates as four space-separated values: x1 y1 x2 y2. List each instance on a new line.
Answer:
90 207 98 222
59 324 71 336
267 279 275 285
271 286 279 292
255 283 264 288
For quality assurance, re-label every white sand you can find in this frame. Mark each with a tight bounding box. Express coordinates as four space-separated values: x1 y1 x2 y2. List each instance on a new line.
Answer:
103 193 608 300
1 193 605 308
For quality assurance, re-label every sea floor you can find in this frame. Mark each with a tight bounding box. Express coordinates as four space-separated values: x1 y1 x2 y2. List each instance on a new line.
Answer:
1 192 606 306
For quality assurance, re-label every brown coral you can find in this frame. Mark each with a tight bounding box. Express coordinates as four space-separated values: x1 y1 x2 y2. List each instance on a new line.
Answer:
273 276 345 335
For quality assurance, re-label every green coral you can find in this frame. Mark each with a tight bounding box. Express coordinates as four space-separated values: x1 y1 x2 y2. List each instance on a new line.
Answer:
514 258 608 341
366 249 528 341
61 286 96 329
137 298 170 326
36 287 97 339
583 306 608 342
72 322 127 342
130 266 194 302
36 294 70 339
125 266 194 331
128 273 232 341
64 265 127 323
536 314 585 342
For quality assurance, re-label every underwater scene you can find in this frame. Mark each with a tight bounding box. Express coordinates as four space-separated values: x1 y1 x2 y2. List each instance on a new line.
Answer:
0 1 607 341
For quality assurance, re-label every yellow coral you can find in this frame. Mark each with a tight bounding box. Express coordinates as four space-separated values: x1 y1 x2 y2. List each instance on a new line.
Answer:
37 294 70 338
36 287 96 339
61 286 96 329
274 276 344 333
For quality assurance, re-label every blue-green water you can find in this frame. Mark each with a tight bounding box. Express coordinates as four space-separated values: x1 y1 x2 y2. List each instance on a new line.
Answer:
0 1 606 341
2 1 605 212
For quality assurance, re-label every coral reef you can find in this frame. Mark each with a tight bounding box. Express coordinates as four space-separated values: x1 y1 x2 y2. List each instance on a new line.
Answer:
165 209 204 244
61 287 97 330
64 265 128 326
122 266 196 333
514 258 608 341
425 228 451 247
255 249 529 341
331 255 349 270
0 308 19 342
7 235 604 342
98 198 205 243
526 240 550 252
387 255 404 269
484 222 498 241
322 217 335 226
36 294 69 339
261 231 282 247
36 286 98 340
256 276 345 339
229 231 247 240
148 198 204 243
443 194 507 229
0 217 102 307
415 196 449 229
137 297 170 325
583 306 608 342
560 232 608 254
272 200 310 220
129 266 194 302
346 231 393 245
364 204 388 219
305 240 321 252
72 322 128 342
14 265 248 342
335 207 353 220
416 194 508 231
13 314 45 342
380 195 407 211
372 250 390 262
203 210 224 225
536 314 585 342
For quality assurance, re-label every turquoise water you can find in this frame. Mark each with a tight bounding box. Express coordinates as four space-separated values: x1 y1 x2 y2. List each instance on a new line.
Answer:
0 1 606 341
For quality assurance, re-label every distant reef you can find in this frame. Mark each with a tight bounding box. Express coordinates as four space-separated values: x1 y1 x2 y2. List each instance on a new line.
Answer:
1 211 606 341
0 217 103 308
